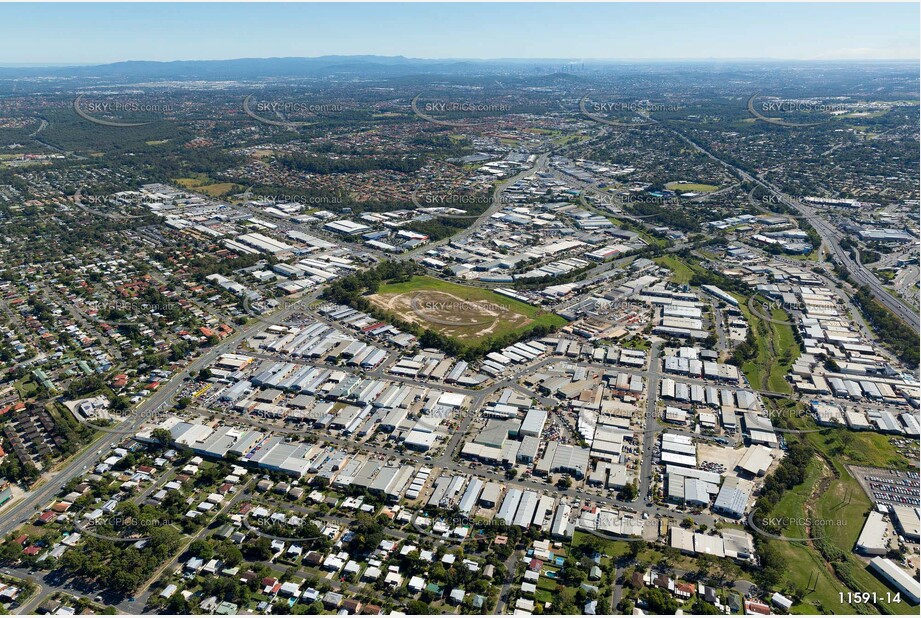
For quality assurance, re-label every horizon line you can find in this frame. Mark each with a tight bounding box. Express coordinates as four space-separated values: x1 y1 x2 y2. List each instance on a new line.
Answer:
0 55 919 68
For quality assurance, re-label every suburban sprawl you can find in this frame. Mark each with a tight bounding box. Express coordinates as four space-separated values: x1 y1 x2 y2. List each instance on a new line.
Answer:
0 54 917 618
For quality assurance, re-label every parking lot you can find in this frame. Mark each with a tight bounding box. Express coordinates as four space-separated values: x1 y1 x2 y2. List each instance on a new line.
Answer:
850 466 921 508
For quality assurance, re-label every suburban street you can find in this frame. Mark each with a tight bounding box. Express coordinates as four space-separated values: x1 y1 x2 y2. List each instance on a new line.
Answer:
0 288 324 541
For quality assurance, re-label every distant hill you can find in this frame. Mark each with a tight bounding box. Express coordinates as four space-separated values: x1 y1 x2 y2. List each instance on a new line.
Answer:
0 56 914 84
0 56 592 81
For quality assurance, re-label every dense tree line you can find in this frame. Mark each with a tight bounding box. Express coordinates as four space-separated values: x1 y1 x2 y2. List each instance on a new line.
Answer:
687 267 753 297
0 452 40 485
758 440 813 508
728 325 758 368
626 200 700 232
750 440 815 590
279 153 422 175
56 513 183 594
323 261 419 306
853 286 920 368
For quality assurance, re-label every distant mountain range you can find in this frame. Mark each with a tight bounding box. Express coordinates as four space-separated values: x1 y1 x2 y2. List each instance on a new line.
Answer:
1 55 915 82
0 55 604 80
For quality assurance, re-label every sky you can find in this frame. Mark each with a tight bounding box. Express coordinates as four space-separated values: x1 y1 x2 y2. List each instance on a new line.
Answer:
0 3 918 65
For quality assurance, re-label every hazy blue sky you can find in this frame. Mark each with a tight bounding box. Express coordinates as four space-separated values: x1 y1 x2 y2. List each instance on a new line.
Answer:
1 3 918 65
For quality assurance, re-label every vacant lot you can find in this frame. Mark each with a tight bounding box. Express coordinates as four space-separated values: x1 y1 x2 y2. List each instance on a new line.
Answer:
665 181 719 193
369 276 565 344
654 255 697 284
175 175 241 197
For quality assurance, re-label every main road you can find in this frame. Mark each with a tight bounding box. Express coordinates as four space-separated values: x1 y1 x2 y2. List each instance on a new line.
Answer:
0 288 323 540
639 341 662 502
402 153 549 260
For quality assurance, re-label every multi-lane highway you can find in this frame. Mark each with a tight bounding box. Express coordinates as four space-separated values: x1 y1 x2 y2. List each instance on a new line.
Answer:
670 129 919 334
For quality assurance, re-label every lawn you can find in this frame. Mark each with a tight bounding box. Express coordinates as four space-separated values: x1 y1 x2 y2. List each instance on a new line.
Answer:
759 458 864 614
770 539 857 615
807 437 916 615
767 457 824 539
14 377 38 398
374 275 548 319
737 298 798 393
759 427 916 615
621 335 651 351
571 530 630 559
778 405 914 471
371 275 566 347
174 175 241 197
665 182 719 193
654 255 697 284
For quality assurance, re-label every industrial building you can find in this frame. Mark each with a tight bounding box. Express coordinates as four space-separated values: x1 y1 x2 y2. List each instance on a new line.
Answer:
855 511 891 556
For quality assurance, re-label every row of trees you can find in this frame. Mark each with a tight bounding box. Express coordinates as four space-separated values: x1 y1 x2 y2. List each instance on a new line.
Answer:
853 286 920 368
279 153 422 175
750 440 814 590
58 523 182 594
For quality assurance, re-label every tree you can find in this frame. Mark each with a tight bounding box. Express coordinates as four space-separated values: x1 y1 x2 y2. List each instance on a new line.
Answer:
430 562 447 581
189 539 214 560
627 540 646 559
690 598 721 615
348 514 386 555
216 543 243 567
166 596 189 614
642 588 678 614
244 536 273 561
152 428 172 447
405 600 433 615
620 480 638 501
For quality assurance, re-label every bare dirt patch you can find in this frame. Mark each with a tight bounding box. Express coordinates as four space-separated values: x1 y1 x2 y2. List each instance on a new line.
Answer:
369 290 532 340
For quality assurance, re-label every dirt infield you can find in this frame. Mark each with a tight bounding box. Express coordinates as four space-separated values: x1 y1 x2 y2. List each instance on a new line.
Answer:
369 289 532 340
